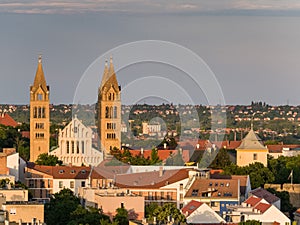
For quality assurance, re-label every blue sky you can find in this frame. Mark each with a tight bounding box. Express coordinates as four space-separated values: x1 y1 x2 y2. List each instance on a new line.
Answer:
1 1 300 105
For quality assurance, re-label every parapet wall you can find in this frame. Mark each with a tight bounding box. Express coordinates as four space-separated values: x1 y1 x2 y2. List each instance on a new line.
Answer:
265 183 300 208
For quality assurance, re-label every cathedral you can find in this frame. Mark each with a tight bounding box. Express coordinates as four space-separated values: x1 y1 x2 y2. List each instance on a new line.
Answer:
29 55 121 163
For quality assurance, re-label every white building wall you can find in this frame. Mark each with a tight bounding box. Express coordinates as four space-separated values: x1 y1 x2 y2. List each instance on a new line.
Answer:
187 204 225 224
53 178 88 196
50 117 103 166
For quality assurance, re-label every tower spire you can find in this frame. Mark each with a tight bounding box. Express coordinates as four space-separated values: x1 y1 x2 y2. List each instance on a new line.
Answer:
32 55 48 92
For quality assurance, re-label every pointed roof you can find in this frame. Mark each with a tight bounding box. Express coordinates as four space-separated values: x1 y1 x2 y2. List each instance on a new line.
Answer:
31 55 48 93
100 57 119 91
237 129 267 150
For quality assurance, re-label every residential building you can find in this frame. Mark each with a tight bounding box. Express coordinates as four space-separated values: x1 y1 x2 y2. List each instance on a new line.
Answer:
184 177 241 215
30 55 50 162
250 187 281 210
181 200 225 224
97 57 121 157
50 115 103 166
0 113 18 127
25 164 91 201
78 188 144 220
227 196 290 225
2 202 44 224
236 129 268 166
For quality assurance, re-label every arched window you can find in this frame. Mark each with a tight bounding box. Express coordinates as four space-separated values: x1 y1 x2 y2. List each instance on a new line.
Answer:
105 107 109 118
38 107 41 118
114 106 117 118
66 141 70 154
110 106 113 118
33 107 37 118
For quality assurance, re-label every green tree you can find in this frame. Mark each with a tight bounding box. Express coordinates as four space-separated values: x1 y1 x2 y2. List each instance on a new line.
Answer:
35 153 63 166
152 203 185 224
45 189 80 225
239 220 261 225
145 202 159 219
223 162 274 189
113 207 129 225
67 205 110 225
209 148 232 169
150 148 161 165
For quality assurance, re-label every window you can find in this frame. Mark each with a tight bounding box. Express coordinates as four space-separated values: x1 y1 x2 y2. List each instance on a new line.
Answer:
253 153 258 160
180 183 183 191
82 141 84 154
76 141 80 154
48 179 51 188
114 106 117 118
37 93 43 100
180 193 183 201
71 141 75 154
35 133 44 139
66 141 70 154
192 189 198 196
35 123 44 129
59 181 63 188
81 181 85 187
40 180 45 188
10 208 16 215
70 181 74 189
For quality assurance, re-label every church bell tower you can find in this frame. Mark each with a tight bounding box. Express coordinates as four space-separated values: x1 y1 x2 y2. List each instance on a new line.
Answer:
30 55 50 162
98 57 121 157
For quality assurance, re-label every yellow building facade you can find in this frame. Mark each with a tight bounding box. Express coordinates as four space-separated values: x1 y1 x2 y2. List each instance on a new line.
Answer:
236 129 268 167
30 55 50 162
97 57 121 157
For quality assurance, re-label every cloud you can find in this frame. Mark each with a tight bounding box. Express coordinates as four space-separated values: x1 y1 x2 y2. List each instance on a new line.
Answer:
1 0 300 15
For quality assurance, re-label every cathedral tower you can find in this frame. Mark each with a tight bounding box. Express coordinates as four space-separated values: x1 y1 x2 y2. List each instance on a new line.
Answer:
30 55 50 162
98 57 121 157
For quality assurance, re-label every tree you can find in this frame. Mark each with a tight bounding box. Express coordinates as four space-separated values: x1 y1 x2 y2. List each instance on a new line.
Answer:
239 220 261 225
113 207 129 225
67 205 110 225
45 189 80 225
209 148 232 169
35 153 63 166
152 203 185 224
223 162 274 189
145 202 159 219
150 148 161 165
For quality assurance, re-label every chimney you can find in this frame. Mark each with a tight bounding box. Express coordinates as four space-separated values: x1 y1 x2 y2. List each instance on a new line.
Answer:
141 148 144 156
159 166 164 177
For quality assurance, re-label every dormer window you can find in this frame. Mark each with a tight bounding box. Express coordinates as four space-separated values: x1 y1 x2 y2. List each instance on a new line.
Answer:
59 170 64 174
81 170 86 174
70 170 75 174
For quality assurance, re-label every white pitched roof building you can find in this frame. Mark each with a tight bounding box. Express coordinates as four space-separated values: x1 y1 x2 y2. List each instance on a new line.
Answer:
50 116 103 166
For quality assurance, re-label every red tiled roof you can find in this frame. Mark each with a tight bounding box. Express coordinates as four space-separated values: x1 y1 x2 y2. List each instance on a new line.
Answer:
296 208 300 214
21 131 30 139
254 202 271 213
245 196 262 207
115 168 190 189
128 149 190 162
0 113 18 127
267 144 300 153
181 200 203 216
28 164 91 179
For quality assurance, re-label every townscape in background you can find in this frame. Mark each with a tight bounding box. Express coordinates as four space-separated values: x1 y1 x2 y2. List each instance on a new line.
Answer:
0 56 299 225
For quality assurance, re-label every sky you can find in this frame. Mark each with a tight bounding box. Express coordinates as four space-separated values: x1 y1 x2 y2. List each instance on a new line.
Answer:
1 0 300 106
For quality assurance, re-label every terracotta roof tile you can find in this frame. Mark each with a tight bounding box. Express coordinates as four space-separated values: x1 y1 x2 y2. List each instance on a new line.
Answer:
245 196 262 206
0 113 18 127
29 164 91 179
181 200 203 216
254 202 271 213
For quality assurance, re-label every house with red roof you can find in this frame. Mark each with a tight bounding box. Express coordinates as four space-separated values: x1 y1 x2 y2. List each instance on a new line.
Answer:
181 200 225 224
226 196 290 225
0 113 18 127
